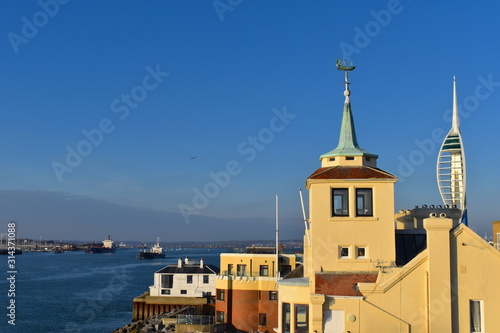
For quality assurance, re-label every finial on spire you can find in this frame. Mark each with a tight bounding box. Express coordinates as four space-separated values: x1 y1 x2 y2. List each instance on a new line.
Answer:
336 58 355 98
451 76 460 133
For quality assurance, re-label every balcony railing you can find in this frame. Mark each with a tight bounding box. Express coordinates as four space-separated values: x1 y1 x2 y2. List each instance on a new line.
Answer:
177 315 214 325
218 270 292 279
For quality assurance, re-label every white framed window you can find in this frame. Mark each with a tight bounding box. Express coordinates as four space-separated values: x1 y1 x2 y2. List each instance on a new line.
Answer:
339 246 350 259
356 246 367 259
470 300 484 333
260 265 269 276
237 264 247 277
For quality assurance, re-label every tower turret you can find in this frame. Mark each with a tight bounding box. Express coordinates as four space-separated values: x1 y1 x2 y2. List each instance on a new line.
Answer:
320 59 378 168
304 60 397 276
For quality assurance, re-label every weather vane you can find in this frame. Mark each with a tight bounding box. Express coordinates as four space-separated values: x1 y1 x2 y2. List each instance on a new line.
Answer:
336 58 355 96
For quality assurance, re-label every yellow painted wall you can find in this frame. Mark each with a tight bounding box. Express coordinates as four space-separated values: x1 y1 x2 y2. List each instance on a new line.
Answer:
283 214 500 332
217 253 296 292
451 225 500 332
304 178 396 280
493 221 500 244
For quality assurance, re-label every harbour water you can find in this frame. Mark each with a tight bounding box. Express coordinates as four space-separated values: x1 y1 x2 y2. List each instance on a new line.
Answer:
0 247 227 333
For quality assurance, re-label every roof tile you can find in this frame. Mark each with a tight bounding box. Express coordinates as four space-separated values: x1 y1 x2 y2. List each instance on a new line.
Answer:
308 166 396 180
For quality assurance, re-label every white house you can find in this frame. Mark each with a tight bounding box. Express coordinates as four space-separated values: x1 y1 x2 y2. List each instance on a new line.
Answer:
149 257 219 297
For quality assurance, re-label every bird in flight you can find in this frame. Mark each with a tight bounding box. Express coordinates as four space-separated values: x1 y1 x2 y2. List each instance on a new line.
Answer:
189 156 198 160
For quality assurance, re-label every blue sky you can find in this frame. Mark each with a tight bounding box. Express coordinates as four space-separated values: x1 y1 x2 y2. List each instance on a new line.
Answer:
1 0 499 242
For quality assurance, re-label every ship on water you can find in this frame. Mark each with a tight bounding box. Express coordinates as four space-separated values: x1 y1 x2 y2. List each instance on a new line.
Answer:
85 236 116 254
138 237 165 259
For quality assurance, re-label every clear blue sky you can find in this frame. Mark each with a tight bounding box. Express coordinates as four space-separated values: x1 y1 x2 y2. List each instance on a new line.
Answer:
1 0 499 242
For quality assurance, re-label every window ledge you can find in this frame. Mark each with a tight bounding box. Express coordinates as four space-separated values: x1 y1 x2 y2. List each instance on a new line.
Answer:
336 259 371 263
329 217 378 222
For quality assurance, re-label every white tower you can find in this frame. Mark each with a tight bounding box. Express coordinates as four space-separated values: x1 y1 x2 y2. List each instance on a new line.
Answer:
437 77 467 223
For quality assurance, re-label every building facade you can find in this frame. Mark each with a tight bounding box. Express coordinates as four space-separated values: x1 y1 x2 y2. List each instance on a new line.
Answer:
216 247 297 333
493 221 500 251
133 257 219 321
149 257 218 297
276 66 500 332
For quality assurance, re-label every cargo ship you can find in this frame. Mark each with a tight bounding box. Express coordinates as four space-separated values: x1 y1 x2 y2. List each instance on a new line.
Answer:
138 237 165 259
86 236 116 254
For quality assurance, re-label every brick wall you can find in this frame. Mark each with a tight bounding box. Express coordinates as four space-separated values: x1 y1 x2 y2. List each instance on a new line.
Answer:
315 272 377 296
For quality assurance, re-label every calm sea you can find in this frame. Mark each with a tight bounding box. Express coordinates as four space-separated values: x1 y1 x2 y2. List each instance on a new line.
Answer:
0 247 227 333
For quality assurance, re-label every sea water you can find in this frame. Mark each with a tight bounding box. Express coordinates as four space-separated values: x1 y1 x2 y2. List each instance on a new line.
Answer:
0 248 226 333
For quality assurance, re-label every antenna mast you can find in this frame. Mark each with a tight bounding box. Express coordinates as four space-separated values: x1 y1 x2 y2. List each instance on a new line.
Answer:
275 195 280 282
299 189 311 245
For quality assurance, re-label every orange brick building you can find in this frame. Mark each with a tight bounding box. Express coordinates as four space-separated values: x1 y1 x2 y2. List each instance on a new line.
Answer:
215 247 296 332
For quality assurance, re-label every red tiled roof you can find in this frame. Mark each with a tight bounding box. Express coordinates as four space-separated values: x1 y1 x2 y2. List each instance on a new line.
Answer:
315 272 378 296
308 166 396 180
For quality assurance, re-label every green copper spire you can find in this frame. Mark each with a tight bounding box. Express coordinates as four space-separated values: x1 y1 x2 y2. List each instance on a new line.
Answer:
320 60 378 159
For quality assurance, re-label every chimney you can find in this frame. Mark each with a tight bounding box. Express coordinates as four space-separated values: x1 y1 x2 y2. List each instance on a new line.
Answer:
200 258 204 268
178 258 182 268
424 214 453 332
185 257 189 265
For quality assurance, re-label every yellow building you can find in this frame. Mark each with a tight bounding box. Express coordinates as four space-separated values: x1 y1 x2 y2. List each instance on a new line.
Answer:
493 221 500 250
216 247 296 332
277 66 500 333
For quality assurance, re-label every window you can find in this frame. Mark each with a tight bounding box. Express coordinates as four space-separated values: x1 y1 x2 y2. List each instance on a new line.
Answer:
237 264 247 277
187 275 193 284
228 264 233 275
295 304 309 333
259 313 267 326
203 275 209 284
161 289 170 295
260 265 269 276
216 311 225 323
180 290 187 295
357 246 367 258
282 303 291 333
329 157 335 161
269 290 278 300
161 275 173 288
332 188 349 216
470 300 484 333
216 289 225 301
280 264 292 276
340 246 350 258
346 156 355 160
356 188 373 216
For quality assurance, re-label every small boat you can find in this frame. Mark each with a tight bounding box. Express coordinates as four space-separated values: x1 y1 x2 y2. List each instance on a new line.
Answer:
139 237 165 259
53 247 64 254
0 248 22 255
86 236 116 254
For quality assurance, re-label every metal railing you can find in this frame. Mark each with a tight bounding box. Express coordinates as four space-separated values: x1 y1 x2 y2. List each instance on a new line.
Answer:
220 270 270 278
219 269 291 278
177 315 214 325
